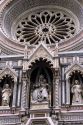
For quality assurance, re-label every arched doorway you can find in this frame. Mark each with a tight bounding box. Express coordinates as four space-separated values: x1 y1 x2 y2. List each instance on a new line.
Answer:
29 58 53 108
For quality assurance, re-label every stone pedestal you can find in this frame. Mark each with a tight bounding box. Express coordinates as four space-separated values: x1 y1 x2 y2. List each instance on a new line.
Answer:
31 102 49 110
30 102 50 118
0 106 10 109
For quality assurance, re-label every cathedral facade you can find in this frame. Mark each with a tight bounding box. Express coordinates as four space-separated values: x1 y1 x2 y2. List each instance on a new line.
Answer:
0 0 83 125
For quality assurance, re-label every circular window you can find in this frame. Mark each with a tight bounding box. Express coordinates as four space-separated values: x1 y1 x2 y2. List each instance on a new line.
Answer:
15 10 76 45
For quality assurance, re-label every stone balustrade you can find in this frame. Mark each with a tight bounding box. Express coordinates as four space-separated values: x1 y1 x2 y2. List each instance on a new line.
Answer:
0 115 21 125
60 112 83 121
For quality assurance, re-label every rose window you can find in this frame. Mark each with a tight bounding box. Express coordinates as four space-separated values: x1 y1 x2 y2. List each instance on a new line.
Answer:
15 10 76 45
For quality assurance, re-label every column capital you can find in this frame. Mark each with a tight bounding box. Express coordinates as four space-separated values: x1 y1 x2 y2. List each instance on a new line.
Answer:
22 71 27 81
53 69 60 79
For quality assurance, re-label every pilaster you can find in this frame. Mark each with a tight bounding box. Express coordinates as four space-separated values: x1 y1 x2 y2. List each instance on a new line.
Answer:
53 43 60 109
12 80 17 108
62 81 66 104
66 77 70 105
54 70 60 108
26 70 30 109
21 71 27 110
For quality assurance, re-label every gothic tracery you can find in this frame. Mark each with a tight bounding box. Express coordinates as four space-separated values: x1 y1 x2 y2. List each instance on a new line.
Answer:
0 0 83 125
15 10 76 44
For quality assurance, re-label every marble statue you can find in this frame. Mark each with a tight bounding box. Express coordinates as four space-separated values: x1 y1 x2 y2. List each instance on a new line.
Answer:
40 84 48 100
32 75 48 103
32 88 40 102
2 84 12 106
71 80 83 105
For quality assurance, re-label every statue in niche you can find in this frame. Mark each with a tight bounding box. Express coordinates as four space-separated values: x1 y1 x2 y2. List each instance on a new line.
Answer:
2 84 12 106
32 75 49 103
71 80 83 105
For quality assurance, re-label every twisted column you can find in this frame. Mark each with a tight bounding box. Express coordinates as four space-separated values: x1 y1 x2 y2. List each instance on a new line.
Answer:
53 70 60 108
21 71 27 110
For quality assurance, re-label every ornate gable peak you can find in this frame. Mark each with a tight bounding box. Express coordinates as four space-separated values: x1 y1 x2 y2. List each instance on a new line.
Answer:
0 66 17 80
28 42 53 60
65 62 83 75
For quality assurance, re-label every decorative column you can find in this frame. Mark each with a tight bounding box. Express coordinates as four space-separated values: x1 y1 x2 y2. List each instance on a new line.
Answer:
17 70 22 107
12 77 17 108
20 43 29 111
25 71 30 109
61 67 66 105
21 71 27 111
17 83 21 107
53 70 60 108
62 81 66 104
66 76 70 105
53 42 60 108
53 70 56 108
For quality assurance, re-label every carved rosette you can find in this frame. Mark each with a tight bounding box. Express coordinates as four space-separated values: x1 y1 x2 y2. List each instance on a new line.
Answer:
15 10 77 45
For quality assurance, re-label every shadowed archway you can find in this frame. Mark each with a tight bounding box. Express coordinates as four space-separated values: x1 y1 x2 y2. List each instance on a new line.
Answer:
29 58 53 107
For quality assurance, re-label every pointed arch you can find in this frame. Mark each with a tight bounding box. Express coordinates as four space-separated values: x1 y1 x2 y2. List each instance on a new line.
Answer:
0 66 18 107
28 57 54 108
0 66 17 82
65 63 83 105
65 62 83 78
